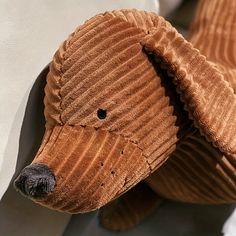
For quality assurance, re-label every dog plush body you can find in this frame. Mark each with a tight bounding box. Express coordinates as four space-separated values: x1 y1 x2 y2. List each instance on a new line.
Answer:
15 0 236 231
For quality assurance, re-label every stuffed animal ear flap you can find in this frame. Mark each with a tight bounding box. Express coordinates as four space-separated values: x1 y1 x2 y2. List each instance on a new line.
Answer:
140 16 236 156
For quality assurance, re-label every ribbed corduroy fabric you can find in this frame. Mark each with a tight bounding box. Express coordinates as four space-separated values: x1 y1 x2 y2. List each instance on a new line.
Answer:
147 0 236 204
189 0 236 92
31 11 191 213
99 182 161 231
15 0 236 214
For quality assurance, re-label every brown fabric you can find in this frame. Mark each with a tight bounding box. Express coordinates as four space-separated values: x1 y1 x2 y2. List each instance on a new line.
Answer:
189 0 236 91
32 126 149 212
28 10 191 213
147 0 236 204
99 182 161 231
15 0 236 213
147 131 236 203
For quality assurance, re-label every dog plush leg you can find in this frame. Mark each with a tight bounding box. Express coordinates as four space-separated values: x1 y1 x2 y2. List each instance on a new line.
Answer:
99 182 162 231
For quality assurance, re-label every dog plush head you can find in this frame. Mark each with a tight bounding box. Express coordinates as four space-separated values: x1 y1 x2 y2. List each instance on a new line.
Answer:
14 9 236 213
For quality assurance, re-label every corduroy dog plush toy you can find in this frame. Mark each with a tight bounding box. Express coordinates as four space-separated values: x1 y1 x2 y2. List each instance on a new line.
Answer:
14 0 236 231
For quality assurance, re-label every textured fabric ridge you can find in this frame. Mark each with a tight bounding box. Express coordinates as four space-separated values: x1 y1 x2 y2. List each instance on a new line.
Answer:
33 9 192 211
147 131 236 203
33 126 150 213
147 0 236 204
44 10 190 171
141 14 236 156
23 3 236 210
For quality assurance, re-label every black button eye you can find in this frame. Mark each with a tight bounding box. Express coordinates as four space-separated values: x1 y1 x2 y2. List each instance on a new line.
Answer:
97 109 107 119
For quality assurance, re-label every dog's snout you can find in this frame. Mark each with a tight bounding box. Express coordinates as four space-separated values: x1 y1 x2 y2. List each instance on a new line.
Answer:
14 163 56 199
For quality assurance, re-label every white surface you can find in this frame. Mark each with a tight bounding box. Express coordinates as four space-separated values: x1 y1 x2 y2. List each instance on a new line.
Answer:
223 209 236 236
0 0 160 200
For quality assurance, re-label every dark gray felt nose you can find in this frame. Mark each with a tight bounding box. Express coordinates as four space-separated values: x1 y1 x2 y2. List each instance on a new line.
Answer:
14 163 56 199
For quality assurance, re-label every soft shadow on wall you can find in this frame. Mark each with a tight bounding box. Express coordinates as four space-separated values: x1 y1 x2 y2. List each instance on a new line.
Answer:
0 67 70 236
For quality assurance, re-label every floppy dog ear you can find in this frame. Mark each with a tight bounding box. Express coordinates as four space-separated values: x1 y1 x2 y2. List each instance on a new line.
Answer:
140 16 236 156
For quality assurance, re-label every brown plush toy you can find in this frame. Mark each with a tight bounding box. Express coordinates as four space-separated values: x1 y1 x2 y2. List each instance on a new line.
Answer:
14 0 236 231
